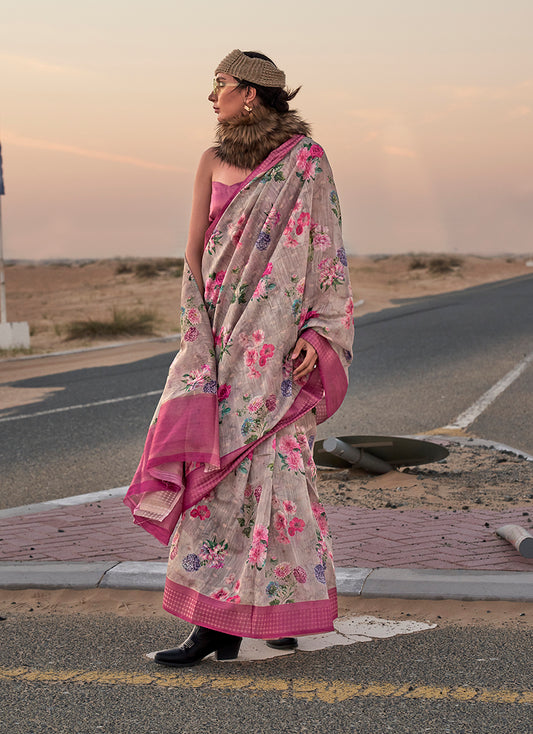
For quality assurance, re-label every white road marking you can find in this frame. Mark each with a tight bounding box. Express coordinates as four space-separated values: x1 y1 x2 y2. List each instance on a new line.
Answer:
443 349 533 430
0 390 161 423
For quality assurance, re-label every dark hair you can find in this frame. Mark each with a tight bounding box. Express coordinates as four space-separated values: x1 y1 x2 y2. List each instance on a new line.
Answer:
236 51 300 114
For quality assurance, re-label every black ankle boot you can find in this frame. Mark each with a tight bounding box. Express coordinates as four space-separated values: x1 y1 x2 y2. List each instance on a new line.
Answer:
154 626 242 667
265 637 298 650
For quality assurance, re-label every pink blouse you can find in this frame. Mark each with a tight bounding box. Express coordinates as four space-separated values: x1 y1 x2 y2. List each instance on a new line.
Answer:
208 180 244 225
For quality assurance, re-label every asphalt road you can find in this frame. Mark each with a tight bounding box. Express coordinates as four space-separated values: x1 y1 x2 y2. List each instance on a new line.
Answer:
1 612 531 734
0 275 532 509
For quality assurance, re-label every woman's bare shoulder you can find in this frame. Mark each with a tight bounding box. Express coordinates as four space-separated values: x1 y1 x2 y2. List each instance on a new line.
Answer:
194 147 216 174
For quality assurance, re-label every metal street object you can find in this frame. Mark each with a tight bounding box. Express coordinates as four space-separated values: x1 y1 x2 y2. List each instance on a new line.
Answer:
314 434 449 473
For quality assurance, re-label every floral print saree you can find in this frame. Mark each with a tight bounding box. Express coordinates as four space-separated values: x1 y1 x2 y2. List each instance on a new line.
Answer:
124 135 354 638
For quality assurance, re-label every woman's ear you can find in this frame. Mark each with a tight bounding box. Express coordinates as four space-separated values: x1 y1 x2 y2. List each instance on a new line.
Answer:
245 86 257 105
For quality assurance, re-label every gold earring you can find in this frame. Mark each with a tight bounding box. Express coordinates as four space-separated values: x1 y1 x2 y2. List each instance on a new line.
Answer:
244 104 252 113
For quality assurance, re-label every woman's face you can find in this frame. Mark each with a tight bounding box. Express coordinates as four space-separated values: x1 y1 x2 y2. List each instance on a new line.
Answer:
208 73 248 122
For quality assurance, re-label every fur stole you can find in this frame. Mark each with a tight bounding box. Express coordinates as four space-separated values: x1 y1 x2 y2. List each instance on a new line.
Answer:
214 107 311 171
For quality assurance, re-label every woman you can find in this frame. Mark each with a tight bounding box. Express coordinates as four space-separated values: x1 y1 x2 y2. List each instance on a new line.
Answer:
124 50 354 666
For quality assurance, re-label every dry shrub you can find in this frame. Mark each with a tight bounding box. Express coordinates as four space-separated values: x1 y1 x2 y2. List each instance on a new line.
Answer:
64 308 159 340
428 256 463 274
134 261 159 279
409 257 426 270
115 261 134 275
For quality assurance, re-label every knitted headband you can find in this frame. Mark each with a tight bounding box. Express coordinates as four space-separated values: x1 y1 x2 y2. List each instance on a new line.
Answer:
215 49 286 88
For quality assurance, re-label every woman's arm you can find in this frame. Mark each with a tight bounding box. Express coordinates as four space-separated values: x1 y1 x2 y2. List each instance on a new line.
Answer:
185 148 216 295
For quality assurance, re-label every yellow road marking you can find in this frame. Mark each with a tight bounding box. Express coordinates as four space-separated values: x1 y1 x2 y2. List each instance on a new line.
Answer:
1 666 530 705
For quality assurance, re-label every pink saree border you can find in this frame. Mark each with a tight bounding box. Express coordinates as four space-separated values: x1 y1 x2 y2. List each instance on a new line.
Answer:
123 330 349 546
163 578 338 638
204 134 305 248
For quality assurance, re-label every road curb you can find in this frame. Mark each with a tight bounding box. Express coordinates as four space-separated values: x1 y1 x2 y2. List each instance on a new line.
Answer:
0 335 180 364
1 561 532 602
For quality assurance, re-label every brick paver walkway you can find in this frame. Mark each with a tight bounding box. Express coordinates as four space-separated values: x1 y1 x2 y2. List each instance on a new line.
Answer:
1 498 532 571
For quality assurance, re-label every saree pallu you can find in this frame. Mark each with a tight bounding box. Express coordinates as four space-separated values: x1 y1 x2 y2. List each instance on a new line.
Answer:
124 135 355 637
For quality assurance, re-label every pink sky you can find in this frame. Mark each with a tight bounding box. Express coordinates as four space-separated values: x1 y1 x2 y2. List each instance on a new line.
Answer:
1 1 532 259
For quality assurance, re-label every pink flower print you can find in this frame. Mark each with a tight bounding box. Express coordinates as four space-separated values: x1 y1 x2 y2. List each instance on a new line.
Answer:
253 484 263 501
265 208 281 228
263 262 273 276
184 326 199 342
293 566 307 583
258 343 274 367
248 396 264 413
190 505 210 520
211 588 228 601
185 365 210 390
313 232 332 251
283 234 299 248
274 511 287 532
311 502 324 518
227 594 241 604
286 451 304 471
319 257 344 288
299 308 320 329
296 433 307 447
303 159 317 180
217 383 231 401
274 562 292 579
296 148 309 169
169 544 178 561
296 278 305 296
204 279 216 302
288 517 305 536
265 394 277 412
187 307 201 325
283 217 295 236
245 349 258 367
248 366 261 379
225 574 236 585
277 533 290 545
283 500 296 515
215 270 226 285
309 144 324 159
252 329 264 345
248 542 267 567
253 280 267 299
317 514 329 535
345 298 354 317
298 212 311 228
271 437 277 450
238 332 250 348
244 484 253 498
234 580 241 592
279 435 300 454
252 524 268 543
296 212 311 235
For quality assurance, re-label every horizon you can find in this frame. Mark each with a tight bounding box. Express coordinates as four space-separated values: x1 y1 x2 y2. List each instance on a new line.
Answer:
1 1 532 260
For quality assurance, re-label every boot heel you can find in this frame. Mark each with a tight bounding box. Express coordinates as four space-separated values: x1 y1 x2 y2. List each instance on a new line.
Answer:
215 636 242 661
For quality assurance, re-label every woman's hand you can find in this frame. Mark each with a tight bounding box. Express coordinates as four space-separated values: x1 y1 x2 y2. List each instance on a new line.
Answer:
292 337 318 380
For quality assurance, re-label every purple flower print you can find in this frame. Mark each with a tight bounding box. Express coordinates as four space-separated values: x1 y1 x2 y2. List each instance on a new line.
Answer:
281 379 292 397
336 247 348 266
314 564 326 584
255 231 271 251
203 380 218 393
182 554 201 572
